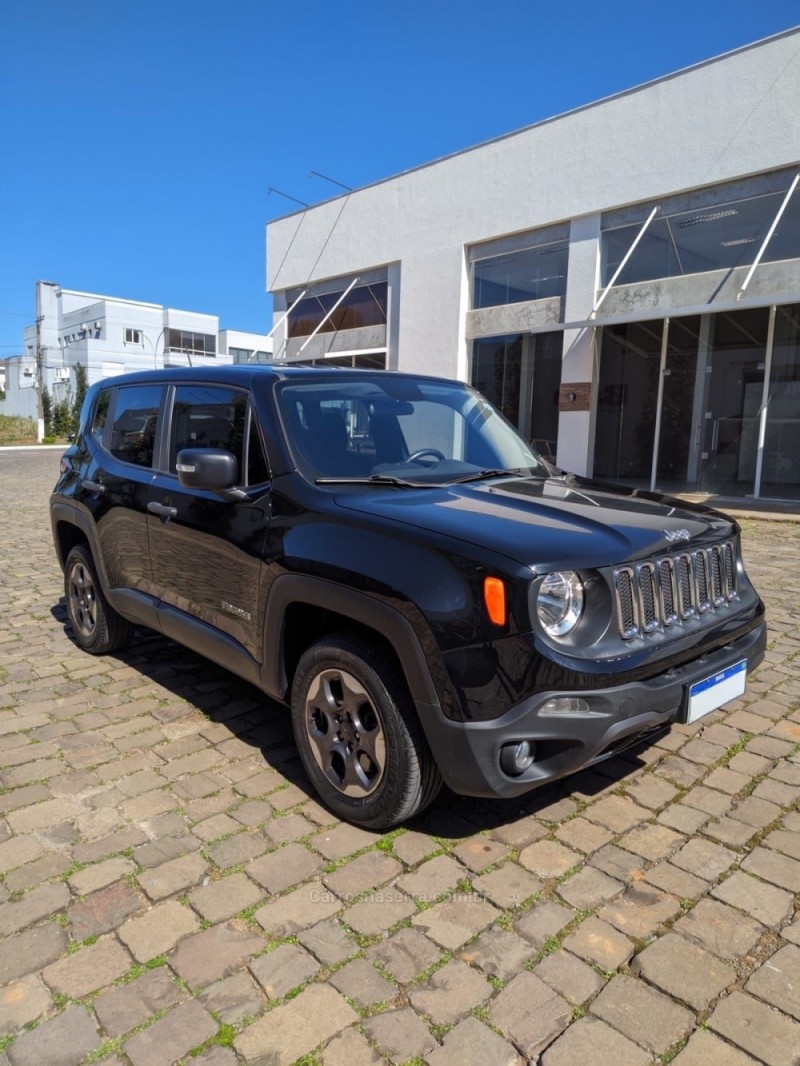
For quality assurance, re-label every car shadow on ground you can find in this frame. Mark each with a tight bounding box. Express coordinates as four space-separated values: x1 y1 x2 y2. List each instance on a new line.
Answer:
51 600 667 838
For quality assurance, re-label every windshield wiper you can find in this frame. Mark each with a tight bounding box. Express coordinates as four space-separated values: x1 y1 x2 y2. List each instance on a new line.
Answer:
315 474 435 488
447 468 520 484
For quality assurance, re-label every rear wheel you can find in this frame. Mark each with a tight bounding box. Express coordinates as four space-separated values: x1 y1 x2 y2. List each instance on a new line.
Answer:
64 544 134 655
291 633 442 828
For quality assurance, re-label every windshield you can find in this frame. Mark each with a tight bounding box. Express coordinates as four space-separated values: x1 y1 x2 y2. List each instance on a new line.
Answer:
276 375 551 484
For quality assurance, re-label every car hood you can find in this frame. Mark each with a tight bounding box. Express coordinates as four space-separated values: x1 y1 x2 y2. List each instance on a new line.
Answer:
334 474 735 570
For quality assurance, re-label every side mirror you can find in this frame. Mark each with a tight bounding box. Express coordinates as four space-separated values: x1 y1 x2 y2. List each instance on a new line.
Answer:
176 448 239 493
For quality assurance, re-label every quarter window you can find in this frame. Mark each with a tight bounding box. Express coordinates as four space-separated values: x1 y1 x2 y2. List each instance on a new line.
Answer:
108 385 163 468
91 389 112 441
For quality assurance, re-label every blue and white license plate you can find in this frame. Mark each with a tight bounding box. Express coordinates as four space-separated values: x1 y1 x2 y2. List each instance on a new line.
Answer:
686 659 747 724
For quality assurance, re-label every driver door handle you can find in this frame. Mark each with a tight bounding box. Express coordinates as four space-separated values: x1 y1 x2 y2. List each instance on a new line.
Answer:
147 501 178 520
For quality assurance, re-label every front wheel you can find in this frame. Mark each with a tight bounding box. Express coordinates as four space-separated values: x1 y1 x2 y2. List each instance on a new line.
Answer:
64 544 134 655
290 633 442 828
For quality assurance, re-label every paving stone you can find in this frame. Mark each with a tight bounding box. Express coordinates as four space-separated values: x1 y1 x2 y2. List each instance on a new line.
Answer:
231 799 273 827
0 974 53 1033
534 948 604 1004
427 1015 524 1066
410 957 490 1023
562 916 634 970
589 843 644 881
320 1027 382 1066
187 1047 238 1066
541 1014 651 1066
711 870 794 926
297 918 356 965
783 919 800 946
137 852 209 901
490 815 548 849
363 1008 436 1061
708 990 800 1065
461 927 533 981
255 880 342 935
452 835 509 872
42 935 131 997
672 1028 759 1065
205 831 270 870
631 932 736 1010
68 856 135 897
309 823 379 861
118 899 200 962
188 871 263 922
0 923 68 984
671 837 736 880
343 891 416 935
72 826 148 864
585 794 650 833
624 773 680 810
4 851 72 893
169 921 266 987
620 822 684 861
658 803 709 834
391 829 440 865
93 966 185 1036
518 839 580 878
745 943 800 1021
6 1004 99 1066
325 851 402 898
682 786 736 819
330 957 396 1008
0 835 43 874
489 971 571 1059
644 860 708 899
0 881 70 936
246 841 323 894
730 795 783 829
753 778 800 806
591 973 694 1054
598 883 682 939
557 866 623 909
250 942 320 998
472 862 541 908
396 854 464 899
124 999 217 1066
704 815 759 847
515 900 575 948
411 896 498 949
368 926 442 983
235 984 358 1064
675 898 764 960
765 829 800 862
742 846 800 892
658 755 707 787
133 834 203 869
728 751 773 776
554 816 614 854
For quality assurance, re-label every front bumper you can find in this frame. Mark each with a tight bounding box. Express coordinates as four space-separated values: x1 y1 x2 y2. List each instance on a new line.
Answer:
419 620 766 798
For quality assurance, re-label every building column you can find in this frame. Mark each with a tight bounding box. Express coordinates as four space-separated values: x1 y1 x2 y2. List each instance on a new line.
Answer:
556 214 601 476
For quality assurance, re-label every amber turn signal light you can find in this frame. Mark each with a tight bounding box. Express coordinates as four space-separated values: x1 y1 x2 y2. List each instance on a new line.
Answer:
483 576 506 626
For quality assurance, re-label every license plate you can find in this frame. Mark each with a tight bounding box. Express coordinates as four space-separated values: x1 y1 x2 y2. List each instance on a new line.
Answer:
686 659 747 724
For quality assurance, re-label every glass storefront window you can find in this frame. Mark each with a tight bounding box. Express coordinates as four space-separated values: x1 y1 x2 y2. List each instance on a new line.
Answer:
472 242 569 308
472 335 522 424
762 304 800 499
601 187 800 287
288 283 388 338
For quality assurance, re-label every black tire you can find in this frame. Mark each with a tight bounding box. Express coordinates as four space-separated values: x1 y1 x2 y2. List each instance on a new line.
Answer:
290 632 442 828
64 544 134 655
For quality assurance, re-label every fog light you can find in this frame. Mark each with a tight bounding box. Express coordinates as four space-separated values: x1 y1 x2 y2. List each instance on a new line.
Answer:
500 740 534 776
538 697 599 717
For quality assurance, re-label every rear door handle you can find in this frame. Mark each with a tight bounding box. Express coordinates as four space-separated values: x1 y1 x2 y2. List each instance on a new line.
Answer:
81 479 105 495
147 501 178 520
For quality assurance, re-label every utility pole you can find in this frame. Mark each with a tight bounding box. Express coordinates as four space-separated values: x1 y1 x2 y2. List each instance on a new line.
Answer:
35 299 45 442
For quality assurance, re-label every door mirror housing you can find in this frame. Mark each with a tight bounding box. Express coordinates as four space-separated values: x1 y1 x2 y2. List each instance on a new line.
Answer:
176 448 239 493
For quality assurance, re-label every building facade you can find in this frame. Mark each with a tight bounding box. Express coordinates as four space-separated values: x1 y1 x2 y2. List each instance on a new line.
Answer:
1 283 271 429
265 29 800 502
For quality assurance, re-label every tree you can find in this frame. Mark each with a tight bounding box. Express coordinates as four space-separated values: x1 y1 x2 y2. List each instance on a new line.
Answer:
71 364 88 436
42 387 53 437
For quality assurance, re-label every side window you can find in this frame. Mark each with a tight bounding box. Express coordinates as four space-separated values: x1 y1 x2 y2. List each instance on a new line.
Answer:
169 385 247 480
91 389 112 441
108 385 163 468
247 415 270 486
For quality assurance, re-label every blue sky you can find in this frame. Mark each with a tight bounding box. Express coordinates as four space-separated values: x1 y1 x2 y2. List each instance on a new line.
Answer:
0 1 797 355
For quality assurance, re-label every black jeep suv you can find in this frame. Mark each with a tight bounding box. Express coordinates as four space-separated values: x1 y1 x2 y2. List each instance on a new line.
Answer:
50 366 766 827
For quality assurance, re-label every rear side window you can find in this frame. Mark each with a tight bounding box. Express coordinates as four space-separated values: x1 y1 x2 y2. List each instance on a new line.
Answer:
169 385 247 479
91 389 112 441
108 385 163 468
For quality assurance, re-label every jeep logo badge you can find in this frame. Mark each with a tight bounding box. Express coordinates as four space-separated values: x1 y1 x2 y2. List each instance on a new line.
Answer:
664 528 691 543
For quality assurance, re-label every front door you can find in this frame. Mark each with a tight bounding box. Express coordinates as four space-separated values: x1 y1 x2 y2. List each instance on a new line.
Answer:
146 383 271 661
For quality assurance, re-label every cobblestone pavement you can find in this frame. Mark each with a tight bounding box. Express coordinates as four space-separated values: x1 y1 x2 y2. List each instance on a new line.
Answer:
1 449 799 1066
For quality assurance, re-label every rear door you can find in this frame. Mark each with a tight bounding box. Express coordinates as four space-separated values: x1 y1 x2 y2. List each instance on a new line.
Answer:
146 383 271 661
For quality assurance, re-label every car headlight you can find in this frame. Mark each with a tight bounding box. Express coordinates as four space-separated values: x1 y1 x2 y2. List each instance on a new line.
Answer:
536 571 584 636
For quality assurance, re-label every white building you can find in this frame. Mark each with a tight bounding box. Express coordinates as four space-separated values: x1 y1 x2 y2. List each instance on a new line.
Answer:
1 282 271 429
265 28 800 503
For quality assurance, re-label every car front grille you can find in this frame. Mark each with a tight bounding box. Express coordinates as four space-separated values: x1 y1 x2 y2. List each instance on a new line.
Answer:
613 541 738 640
